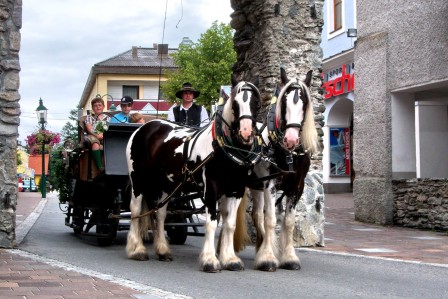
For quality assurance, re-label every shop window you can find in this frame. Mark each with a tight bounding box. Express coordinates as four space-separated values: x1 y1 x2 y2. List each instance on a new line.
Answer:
330 127 351 176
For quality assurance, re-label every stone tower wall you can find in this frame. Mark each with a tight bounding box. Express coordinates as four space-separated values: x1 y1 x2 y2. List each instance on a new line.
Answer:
0 0 21 248
230 0 325 246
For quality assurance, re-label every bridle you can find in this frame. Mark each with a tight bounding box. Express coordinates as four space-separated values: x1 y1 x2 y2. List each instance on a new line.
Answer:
213 82 262 167
267 80 306 144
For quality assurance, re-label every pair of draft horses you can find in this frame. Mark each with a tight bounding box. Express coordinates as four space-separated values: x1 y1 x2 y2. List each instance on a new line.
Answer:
125 68 319 273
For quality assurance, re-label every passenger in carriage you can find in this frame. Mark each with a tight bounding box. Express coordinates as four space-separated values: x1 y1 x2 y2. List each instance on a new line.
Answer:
109 96 134 123
167 82 209 127
129 112 145 124
84 97 110 172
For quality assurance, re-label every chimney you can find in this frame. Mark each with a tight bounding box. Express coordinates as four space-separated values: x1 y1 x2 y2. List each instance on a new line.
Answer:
132 46 138 59
157 44 168 55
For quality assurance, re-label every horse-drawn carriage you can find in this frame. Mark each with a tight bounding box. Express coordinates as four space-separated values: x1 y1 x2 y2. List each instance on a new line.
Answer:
61 116 205 246
61 69 319 272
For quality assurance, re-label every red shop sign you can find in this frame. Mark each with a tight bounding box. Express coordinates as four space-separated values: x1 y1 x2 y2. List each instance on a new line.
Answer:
322 64 355 99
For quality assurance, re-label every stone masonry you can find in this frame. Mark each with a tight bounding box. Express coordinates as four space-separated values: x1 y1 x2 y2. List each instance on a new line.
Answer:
0 0 22 248
230 0 325 245
393 179 448 231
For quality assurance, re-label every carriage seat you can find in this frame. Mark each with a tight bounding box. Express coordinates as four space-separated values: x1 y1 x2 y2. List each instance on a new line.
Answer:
78 115 94 150
142 114 160 122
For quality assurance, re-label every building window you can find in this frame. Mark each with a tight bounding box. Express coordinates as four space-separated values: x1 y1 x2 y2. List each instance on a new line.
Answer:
333 0 342 32
123 85 139 99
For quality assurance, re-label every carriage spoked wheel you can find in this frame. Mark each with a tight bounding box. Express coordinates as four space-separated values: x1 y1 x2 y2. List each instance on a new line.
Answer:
72 206 85 235
166 215 188 245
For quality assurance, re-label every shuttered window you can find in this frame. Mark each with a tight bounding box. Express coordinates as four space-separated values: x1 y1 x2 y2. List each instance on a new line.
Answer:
123 85 139 99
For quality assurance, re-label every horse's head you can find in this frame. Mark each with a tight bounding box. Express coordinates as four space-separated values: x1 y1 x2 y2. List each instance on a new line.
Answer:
275 68 318 153
222 75 260 147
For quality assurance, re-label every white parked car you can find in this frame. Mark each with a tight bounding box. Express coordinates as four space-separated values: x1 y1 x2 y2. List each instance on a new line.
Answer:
22 179 37 192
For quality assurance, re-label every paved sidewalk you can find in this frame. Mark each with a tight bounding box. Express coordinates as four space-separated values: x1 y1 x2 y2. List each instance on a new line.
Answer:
1 192 152 299
309 193 448 265
1 191 447 298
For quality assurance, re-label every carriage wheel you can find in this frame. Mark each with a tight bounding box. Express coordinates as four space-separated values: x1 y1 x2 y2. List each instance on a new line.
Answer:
96 221 118 246
166 215 188 245
72 206 85 235
96 210 118 246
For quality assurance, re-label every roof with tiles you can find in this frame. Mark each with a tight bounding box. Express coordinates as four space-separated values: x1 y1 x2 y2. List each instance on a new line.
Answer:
80 44 179 108
95 46 177 68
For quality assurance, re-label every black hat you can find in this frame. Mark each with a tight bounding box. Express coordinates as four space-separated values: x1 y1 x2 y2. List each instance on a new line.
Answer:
175 82 200 99
120 96 133 104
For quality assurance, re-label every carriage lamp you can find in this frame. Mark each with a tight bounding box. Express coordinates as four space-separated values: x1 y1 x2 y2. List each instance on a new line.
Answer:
347 28 357 38
96 93 116 111
35 98 48 199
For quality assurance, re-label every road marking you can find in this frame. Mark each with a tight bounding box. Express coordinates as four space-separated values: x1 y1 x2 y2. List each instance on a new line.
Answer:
355 248 397 253
298 248 448 268
352 228 383 232
409 236 444 240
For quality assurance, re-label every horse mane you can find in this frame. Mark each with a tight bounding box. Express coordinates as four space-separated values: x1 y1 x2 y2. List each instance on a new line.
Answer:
275 78 319 154
299 80 319 154
222 81 248 135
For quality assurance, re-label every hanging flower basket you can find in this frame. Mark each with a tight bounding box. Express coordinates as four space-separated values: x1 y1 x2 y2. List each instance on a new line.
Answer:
26 130 61 155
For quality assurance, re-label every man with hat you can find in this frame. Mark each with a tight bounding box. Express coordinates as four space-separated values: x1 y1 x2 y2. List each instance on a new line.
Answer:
110 96 134 123
167 82 209 127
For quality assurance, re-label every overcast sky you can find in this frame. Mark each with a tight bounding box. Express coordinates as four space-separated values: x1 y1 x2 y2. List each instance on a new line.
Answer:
19 0 233 144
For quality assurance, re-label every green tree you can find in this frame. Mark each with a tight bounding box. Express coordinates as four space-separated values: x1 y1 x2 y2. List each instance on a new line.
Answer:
161 22 236 109
16 150 22 167
48 107 79 198
60 108 79 142
47 145 72 199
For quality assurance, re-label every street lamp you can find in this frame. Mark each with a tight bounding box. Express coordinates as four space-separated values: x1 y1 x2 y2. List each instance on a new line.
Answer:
35 98 48 199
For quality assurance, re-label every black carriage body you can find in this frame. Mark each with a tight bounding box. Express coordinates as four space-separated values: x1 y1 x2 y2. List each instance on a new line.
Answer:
69 123 138 209
63 123 139 245
64 121 205 245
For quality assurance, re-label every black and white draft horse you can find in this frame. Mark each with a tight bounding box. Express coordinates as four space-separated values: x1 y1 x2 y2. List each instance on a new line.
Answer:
236 68 319 271
125 77 261 272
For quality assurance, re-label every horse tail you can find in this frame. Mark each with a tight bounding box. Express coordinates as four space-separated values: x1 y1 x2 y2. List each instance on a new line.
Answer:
234 189 251 252
140 199 152 240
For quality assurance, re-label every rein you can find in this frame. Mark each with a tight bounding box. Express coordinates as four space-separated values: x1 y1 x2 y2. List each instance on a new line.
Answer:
132 123 212 220
131 152 214 220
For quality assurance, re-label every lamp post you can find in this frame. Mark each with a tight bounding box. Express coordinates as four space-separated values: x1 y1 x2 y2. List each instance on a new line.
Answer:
35 98 48 199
